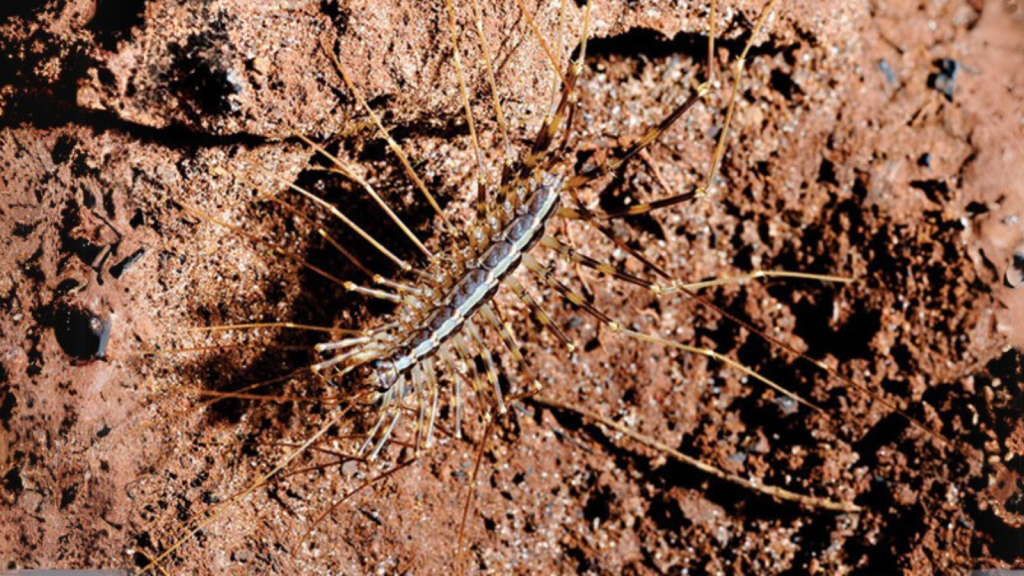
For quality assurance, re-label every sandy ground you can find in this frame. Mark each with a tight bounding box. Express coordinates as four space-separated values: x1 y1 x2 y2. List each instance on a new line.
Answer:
1 0 1022 573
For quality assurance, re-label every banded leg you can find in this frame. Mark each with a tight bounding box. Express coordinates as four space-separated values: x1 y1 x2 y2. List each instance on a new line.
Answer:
479 302 542 392
542 236 853 294
423 357 441 449
438 346 469 439
560 85 708 212
503 276 576 352
465 318 507 414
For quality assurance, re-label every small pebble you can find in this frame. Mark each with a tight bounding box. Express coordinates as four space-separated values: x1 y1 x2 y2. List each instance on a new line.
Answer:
1005 248 1024 289
927 58 960 102
878 59 897 86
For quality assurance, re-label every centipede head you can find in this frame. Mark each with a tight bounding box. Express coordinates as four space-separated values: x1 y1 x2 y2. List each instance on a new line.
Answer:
361 358 399 395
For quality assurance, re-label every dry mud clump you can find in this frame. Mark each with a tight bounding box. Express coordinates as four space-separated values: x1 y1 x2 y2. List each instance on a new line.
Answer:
1 0 1023 573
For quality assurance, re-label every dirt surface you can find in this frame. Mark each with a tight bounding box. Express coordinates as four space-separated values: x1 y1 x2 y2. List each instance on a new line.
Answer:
2 0 1023 573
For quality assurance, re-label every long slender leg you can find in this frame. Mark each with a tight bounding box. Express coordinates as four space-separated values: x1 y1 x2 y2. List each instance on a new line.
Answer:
467 0 512 158
443 0 489 221
541 235 852 294
561 85 708 197
340 281 400 303
479 302 542 392
274 176 416 273
294 134 433 259
438 346 469 440
514 0 592 178
534 397 859 512
702 0 781 198
319 37 455 233
357 394 392 457
311 346 381 374
411 363 428 455
423 357 441 448
465 318 507 414
520 252 826 414
503 276 576 352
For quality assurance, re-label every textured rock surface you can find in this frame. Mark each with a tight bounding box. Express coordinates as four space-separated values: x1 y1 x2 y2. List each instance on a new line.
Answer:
1 0 1022 573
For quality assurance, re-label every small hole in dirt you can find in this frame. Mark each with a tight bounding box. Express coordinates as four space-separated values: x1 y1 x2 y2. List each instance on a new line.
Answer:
89 0 147 50
818 158 838 186
582 486 614 523
0 0 47 19
3 468 23 494
52 304 111 361
60 485 78 509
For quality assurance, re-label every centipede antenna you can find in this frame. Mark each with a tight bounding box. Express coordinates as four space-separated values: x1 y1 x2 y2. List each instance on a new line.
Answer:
534 396 860 512
275 176 416 272
480 302 542 392
701 0 781 198
294 134 434 258
188 389 330 405
180 321 353 335
144 369 312 433
467 0 512 159
141 400 362 574
137 342 311 357
465 318 507 414
503 276 576 352
444 0 489 221
318 36 456 234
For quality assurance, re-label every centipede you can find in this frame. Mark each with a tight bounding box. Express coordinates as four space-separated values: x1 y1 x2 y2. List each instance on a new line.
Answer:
26 0 1010 573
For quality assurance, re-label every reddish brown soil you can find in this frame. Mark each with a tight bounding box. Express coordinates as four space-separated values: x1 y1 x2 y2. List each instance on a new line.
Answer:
2 0 1022 574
